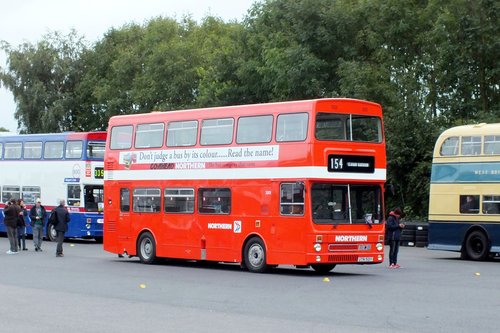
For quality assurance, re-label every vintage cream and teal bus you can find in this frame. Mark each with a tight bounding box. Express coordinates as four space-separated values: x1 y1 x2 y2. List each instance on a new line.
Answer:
428 123 500 260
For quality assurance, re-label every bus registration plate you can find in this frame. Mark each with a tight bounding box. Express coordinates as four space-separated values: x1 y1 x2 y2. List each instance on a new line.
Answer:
358 257 374 262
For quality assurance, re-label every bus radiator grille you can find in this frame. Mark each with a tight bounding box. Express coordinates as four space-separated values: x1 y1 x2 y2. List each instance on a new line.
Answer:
328 254 358 262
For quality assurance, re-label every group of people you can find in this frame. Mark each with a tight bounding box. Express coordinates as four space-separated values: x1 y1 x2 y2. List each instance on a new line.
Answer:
3 199 70 257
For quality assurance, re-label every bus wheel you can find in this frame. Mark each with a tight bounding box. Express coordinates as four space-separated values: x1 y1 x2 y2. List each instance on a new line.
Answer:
465 230 489 261
244 237 268 273
310 264 336 274
47 224 57 242
137 232 157 264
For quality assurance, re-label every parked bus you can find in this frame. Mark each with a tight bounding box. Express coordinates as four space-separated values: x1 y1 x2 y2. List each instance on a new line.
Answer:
103 98 387 272
0 132 106 241
428 123 500 260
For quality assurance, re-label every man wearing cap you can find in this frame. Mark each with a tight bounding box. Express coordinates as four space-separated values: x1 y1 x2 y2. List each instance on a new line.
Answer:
29 198 47 252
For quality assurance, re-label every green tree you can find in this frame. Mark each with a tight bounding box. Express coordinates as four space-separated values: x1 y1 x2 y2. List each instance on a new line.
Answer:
0 30 88 133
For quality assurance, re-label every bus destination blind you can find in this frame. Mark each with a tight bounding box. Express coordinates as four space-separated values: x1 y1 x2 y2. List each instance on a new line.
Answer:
328 155 375 173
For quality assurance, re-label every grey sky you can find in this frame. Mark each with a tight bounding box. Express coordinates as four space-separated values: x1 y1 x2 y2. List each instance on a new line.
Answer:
0 0 256 132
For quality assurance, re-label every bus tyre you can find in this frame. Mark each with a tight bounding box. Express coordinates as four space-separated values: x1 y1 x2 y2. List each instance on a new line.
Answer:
465 230 489 261
311 264 336 274
47 224 57 242
244 237 268 273
137 232 157 264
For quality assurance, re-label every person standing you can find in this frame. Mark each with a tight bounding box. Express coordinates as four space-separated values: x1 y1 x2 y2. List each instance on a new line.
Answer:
386 207 405 268
29 198 47 252
17 199 28 251
4 198 21 254
51 199 70 257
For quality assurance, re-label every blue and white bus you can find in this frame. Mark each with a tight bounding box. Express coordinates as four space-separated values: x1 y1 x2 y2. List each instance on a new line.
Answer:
428 123 500 260
0 131 106 241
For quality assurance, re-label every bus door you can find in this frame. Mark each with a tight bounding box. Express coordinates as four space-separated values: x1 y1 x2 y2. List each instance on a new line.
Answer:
197 187 233 261
117 186 132 246
161 187 199 259
275 182 306 261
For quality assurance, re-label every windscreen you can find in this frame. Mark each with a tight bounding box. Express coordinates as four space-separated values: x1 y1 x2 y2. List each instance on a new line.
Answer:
315 113 382 142
87 141 105 160
84 185 104 212
311 183 382 224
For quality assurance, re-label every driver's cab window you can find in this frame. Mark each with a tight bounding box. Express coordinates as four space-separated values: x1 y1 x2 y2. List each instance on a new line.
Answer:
67 185 81 206
84 185 104 212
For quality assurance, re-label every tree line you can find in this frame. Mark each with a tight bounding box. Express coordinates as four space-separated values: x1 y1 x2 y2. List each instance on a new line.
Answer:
1 0 498 218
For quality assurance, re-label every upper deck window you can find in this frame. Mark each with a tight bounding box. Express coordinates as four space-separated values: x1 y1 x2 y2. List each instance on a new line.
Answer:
24 141 43 159
44 141 64 159
440 136 459 156
135 123 164 148
484 136 500 155
315 113 382 142
65 140 83 159
236 115 273 144
87 141 105 159
110 125 133 150
461 136 481 156
167 120 198 147
201 118 234 145
277 113 308 142
4 142 22 159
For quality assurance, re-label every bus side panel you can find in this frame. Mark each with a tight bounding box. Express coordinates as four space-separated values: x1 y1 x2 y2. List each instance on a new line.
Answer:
428 222 467 252
158 213 202 260
64 212 104 239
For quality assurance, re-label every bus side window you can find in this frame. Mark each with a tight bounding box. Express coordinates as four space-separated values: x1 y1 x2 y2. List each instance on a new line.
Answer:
198 188 231 214
460 195 479 214
132 188 161 213
483 195 500 214
67 185 81 206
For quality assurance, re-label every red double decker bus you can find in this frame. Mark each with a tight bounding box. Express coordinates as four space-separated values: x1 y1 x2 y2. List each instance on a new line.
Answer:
103 98 386 273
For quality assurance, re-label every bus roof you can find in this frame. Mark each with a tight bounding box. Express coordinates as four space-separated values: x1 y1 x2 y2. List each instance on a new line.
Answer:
0 131 106 142
108 98 382 125
439 123 500 137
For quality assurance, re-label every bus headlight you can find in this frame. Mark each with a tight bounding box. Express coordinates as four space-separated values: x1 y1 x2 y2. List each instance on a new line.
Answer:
316 255 321 262
314 243 322 252
376 243 384 251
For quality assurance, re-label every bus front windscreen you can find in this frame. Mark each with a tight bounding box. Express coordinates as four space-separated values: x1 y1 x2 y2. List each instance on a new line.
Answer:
315 113 382 142
311 183 382 224
87 141 105 160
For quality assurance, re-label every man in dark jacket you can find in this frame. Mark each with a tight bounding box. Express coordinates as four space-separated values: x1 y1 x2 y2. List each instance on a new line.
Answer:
4 198 21 254
29 198 47 252
386 207 405 268
51 199 70 257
